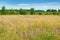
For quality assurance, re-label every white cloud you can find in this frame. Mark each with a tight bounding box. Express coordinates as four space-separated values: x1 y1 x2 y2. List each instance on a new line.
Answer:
0 2 60 10
17 4 29 6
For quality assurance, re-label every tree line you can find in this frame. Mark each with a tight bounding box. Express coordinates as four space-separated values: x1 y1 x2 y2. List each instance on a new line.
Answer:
0 6 60 15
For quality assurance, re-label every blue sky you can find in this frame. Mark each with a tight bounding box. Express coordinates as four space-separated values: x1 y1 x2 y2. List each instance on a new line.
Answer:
0 0 60 10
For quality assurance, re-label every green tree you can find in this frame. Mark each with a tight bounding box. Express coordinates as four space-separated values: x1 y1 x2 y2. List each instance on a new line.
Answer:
11 10 18 15
51 9 57 15
1 6 6 15
19 8 24 15
58 9 60 12
2 6 5 11
57 9 60 15
46 9 51 12
0 10 2 15
30 8 35 15
19 9 28 15
46 9 57 15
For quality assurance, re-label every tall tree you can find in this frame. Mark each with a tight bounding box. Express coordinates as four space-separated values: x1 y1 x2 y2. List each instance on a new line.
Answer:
19 8 24 15
1 6 6 15
30 8 35 15
2 6 5 11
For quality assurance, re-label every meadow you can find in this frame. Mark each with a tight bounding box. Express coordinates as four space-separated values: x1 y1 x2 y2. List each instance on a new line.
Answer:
0 15 60 40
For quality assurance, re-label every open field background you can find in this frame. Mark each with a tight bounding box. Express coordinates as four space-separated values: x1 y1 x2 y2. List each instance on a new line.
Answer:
0 15 60 40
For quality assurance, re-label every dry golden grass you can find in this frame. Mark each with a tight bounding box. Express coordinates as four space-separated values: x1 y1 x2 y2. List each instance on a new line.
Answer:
0 15 60 27
0 15 60 40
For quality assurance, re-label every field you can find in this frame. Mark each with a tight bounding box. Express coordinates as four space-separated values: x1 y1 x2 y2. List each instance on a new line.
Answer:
0 15 60 40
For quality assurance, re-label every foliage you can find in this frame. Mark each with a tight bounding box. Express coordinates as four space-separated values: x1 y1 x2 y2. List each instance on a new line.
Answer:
0 6 60 15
